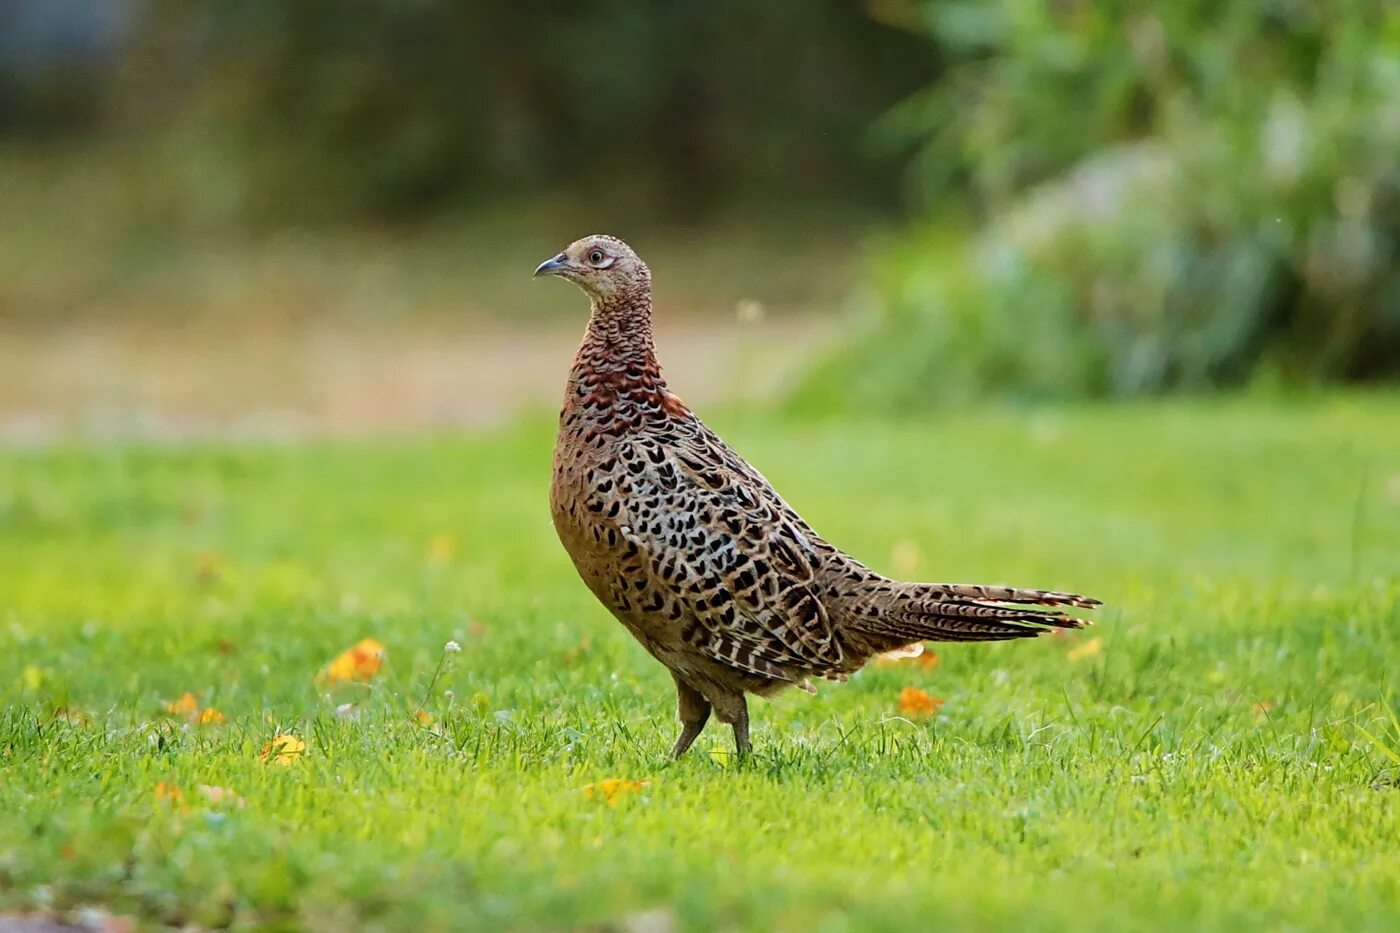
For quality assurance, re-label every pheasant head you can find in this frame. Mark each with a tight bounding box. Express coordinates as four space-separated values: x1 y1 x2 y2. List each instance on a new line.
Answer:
533 235 650 304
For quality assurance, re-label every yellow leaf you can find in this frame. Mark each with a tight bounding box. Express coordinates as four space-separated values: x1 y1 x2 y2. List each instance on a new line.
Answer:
164 692 200 717
260 733 306 766
582 778 650 805
412 709 434 727
897 686 944 718
425 532 457 564
1067 636 1104 661
709 747 733 768
322 638 386 684
23 666 44 692
197 707 228 725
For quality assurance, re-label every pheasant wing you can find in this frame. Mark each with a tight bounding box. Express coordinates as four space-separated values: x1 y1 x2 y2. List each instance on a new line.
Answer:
609 432 844 679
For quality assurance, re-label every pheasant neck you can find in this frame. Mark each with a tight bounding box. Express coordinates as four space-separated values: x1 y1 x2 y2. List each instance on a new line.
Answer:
577 292 661 377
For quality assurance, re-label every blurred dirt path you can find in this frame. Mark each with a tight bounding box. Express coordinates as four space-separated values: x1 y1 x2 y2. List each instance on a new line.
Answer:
0 315 829 444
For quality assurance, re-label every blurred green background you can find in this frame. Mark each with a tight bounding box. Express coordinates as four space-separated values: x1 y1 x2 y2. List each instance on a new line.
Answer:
1 0 1398 435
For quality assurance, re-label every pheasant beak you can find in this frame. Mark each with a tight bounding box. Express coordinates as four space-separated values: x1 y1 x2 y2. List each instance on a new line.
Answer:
532 252 571 279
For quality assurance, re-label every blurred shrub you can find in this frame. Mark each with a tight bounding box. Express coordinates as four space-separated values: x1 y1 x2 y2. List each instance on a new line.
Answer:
806 0 1400 406
86 1 929 225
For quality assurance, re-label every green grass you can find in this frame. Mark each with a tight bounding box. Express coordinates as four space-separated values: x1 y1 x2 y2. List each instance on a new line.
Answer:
3 394 1399 930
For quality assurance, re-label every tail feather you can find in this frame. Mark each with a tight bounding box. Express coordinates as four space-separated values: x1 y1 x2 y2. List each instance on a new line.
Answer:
841 577 1100 645
922 583 1101 610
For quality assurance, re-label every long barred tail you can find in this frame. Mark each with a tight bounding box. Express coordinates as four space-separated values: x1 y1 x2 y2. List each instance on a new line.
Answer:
844 578 1100 643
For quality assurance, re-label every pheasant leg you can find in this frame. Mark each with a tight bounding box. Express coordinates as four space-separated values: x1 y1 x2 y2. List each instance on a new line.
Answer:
712 692 751 756
671 675 712 759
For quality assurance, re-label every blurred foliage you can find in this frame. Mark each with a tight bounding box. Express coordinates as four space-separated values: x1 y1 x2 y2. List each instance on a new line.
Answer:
24 0 929 226
808 0 1400 406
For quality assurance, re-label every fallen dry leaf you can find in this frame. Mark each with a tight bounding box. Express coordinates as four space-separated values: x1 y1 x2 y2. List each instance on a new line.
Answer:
1252 700 1277 716
582 778 650 804
260 733 306 766
897 686 945 718
412 709 435 727
322 638 386 684
1067 636 1103 661
197 707 228 725
154 782 186 811
163 692 199 717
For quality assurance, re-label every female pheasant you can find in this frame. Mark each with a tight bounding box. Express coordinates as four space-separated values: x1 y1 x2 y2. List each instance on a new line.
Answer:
536 235 1100 758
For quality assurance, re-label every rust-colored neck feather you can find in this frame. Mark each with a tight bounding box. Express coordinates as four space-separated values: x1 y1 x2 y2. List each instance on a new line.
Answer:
573 286 660 381
564 283 690 428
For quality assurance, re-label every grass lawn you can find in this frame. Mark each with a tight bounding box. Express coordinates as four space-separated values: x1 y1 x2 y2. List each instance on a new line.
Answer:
3 393 1399 930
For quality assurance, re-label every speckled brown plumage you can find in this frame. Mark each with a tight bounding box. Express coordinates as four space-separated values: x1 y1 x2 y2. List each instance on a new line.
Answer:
535 235 1101 758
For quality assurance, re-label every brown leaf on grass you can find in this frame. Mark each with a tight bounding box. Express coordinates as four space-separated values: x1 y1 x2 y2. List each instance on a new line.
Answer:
259 733 306 766
897 687 945 718
582 778 650 805
321 638 386 684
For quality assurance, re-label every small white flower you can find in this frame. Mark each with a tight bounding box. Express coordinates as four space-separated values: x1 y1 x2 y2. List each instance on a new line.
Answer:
444 640 462 654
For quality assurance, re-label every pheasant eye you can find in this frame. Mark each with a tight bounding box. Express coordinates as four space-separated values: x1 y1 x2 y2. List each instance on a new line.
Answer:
588 249 607 266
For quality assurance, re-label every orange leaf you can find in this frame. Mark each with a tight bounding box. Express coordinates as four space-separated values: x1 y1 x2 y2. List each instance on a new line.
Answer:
154 781 184 804
1067 636 1103 661
582 778 650 805
412 709 435 727
917 650 940 671
322 638 386 684
197 707 228 725
259 733 306 766
163 692 199 717
897 687 944 718
1252 700 1277 716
